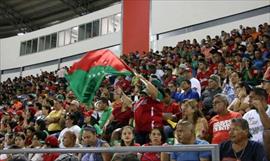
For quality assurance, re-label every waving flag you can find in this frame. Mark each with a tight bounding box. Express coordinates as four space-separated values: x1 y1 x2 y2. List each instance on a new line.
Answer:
66 49 132 105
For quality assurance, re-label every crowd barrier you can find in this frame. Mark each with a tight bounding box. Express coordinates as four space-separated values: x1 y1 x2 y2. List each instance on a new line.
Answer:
0 144 220 161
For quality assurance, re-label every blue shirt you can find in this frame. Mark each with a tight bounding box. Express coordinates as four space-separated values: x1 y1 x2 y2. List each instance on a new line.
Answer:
171 139 211 161
172 89 200 103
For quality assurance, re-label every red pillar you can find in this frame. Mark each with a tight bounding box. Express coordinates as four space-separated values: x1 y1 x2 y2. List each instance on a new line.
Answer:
122 0 150 55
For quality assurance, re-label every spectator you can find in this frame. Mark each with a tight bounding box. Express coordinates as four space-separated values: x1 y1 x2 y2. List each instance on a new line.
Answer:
172 79 200 103
169 120 211 161
243 87 270 143
141 127 165 161
43 135 60 161
55 131 79 161
58 113 81 148
162 88 181 139
209 94 241 144
122 73 164 145
45 97 63 134
201 74 222 117
228 82 251 114
81 125 111 161
103 88 133 140
181 99 208 140
220 118 267 161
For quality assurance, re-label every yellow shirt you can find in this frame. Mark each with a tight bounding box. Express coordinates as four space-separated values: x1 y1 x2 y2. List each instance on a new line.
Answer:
46 109 62 132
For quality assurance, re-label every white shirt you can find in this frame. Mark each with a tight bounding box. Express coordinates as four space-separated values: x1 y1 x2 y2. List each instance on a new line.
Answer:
190 77 201 97
58 125 81 148
243 105 270 143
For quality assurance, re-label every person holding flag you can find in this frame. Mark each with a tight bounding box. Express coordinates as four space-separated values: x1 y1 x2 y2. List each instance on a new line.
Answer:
121 72 165 145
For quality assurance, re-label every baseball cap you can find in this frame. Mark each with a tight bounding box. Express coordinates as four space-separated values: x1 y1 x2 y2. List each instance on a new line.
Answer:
70 100 80 107
209 74 220 84
179 64 187 69
45 135 59 147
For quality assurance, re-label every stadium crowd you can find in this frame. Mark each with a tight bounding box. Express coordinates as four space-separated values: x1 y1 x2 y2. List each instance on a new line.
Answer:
0 22 270 161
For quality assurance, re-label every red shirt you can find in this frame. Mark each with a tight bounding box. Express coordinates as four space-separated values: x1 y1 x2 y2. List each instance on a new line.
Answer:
209 111 241 144
141 143 161 161
112 102 133 125
133 97 164 133
163 102 181 124
197 70 212 89
43 153 60 161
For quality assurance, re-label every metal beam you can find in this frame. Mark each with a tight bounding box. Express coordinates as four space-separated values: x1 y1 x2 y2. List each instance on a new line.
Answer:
0 0 36 33
59 0 84 16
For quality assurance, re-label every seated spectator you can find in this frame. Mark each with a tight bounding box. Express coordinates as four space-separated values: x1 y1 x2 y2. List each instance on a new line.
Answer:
55 131 79 161
103 88 133 140
209 94 241 144
220 118 267 161
162 88 181 139
45 97 63 134
66 100 84 127
81 125 111 161
14 132 26 149
28 131 47 161
222 71 241 104
169 120 211 161
181 99 208 140
89 97 112 135
196 59 212 91
111 126 140 160
228 82 251 114
141 127 165 161
172 79 200 103
43 135 60 161
201 74 222 117
58 113 81 148
244 87 270 143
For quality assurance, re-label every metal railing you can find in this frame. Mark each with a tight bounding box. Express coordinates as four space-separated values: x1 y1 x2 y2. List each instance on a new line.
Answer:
0 144 220 161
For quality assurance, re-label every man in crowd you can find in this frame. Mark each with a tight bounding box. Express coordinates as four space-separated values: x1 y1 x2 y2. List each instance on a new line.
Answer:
172 79 200 103
209 94 241 144
244 87 270 159
164 120 211 161
220 118 267 161
81 125 111 161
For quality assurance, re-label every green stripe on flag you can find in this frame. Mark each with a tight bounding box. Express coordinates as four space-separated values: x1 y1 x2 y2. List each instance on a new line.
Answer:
66 66 132 106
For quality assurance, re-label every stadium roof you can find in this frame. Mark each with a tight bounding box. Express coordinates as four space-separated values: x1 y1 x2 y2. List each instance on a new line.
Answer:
0 0 120 38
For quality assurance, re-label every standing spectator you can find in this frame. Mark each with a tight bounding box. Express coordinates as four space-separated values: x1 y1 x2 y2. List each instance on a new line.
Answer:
122 73 164 145
209 94 241 144
220 118 267 161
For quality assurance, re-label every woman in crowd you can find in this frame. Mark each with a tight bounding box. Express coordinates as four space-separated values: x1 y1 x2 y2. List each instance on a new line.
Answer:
181 99 208 140
228 81 251 114
141 127 165 161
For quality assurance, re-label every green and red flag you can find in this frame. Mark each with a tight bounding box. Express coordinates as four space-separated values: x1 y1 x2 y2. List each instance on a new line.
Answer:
66 49 133 105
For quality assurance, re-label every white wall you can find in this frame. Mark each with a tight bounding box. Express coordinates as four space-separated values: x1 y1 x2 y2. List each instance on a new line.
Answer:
22 64 58 77
152 0 269 34
155 13 270 50
60 45 121 68
0 3 122 70
1 72 20 81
